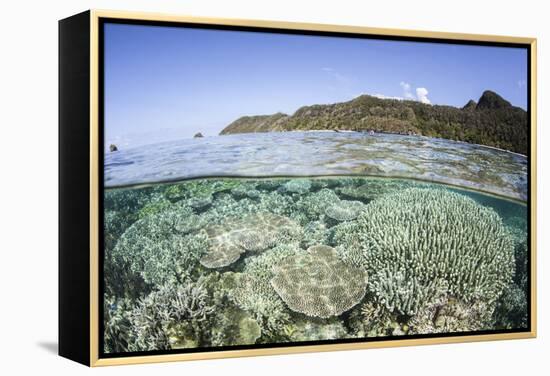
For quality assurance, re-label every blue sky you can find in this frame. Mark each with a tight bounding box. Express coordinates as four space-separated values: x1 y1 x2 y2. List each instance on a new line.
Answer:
104 22 528 146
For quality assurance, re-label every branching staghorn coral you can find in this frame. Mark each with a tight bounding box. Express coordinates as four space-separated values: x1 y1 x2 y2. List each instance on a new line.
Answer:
408 295 494 334
187 194 213 210
137 192 173 219
271 245 368 319
104 295 134 353
128 279 215 351
370 266 449 317
200 190 295 223
202 193 257 221
302 220 330 249
169 179 240 201
357 300 396 336
229 244 301 335
230 273 291 336
181 271 264 347
336 188 515 317
492 283 528 330
104 186 152 213
295 188 341 222
505 216 528 287
492 216 528 330
104 177 524 347
257 191 297 218
111 204 209 286
336 178 427 201
104 187 155 259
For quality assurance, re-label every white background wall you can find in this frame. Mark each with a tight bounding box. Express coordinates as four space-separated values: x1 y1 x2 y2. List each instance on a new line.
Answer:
1 0 547 374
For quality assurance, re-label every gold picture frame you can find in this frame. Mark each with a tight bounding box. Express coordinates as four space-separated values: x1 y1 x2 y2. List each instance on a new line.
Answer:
59 9 537 367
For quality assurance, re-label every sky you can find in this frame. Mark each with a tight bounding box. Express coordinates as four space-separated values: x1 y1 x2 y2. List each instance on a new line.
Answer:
104 22 528 147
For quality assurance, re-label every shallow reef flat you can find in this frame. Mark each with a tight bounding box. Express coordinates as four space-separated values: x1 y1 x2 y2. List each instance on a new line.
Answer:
104 131 528 201
103 176 529 354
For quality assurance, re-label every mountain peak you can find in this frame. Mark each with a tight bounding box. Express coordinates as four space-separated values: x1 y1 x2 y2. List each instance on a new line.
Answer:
463 99 477 110
476 90 512 110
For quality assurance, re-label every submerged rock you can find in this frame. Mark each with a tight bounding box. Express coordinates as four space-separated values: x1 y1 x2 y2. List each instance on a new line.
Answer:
271 245 368 319
109 144 118 152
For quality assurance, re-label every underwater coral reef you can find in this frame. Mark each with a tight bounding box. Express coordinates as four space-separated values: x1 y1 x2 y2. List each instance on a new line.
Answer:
103 176 529 353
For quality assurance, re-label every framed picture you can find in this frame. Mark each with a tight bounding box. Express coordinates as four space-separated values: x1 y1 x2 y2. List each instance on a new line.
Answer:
59 10 537 367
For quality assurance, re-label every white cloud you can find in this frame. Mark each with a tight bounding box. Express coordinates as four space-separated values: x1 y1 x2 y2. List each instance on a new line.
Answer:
416 87 431 104
400 81 415 99
371 93 405 101
358 82 432 104
518 79 527 88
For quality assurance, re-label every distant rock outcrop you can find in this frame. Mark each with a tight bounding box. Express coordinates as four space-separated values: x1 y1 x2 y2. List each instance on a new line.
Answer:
109 144 118 152
193 132 204 138
220 90 528 154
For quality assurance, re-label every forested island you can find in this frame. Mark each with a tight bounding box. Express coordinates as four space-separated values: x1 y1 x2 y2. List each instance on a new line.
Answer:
220 90 528 154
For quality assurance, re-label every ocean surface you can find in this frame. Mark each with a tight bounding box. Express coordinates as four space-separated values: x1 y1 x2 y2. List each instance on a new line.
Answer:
104 131 528 201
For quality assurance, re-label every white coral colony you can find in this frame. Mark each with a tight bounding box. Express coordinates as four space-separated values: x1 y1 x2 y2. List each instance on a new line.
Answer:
325 200 366 221
103 177 527 352
270 245 368 318
199 213 302 268
336 188 515 316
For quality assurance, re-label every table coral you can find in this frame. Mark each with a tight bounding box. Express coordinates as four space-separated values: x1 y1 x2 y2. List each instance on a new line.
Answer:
199 213 302 268
270 245 368 318
282 179 312 194
325 199 366 222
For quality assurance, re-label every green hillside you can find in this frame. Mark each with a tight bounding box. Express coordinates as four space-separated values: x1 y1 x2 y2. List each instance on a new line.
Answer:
220 90 528 154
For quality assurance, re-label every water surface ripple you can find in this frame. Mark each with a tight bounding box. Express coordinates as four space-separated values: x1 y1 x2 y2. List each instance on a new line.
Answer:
104 131 527 200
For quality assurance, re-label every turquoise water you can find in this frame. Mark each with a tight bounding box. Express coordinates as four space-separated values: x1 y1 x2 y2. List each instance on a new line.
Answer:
103 174 528 354
104 132 528 200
